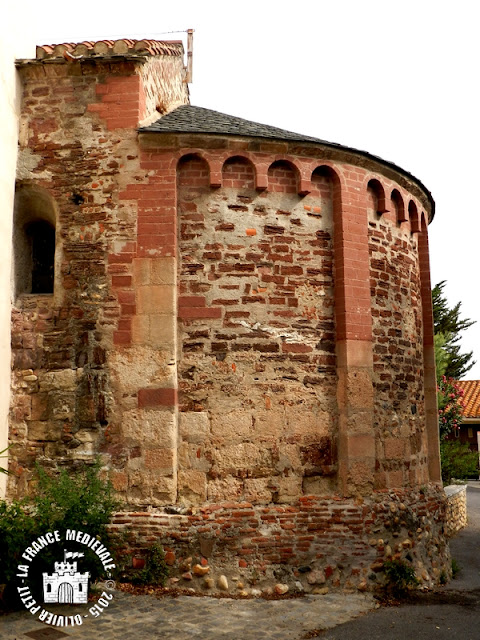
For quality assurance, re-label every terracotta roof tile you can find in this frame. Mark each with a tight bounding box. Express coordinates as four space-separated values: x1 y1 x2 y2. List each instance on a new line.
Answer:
457 380 480 419
36 39 183 60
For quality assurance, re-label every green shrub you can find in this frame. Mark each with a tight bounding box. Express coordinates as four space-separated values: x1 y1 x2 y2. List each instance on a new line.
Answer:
0 500 36 585
440 440 478 484
383 559 419 596
34 459 120 537
132 544 169 586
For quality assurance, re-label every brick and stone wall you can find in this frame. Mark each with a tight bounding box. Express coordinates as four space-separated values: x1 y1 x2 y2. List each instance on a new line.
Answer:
444 484 467 537
7 43 448 592
9 49 188 500
110 485 450 594
367 188 429 489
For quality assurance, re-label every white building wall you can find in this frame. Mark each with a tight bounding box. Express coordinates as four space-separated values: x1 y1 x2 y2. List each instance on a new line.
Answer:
0 6 35 495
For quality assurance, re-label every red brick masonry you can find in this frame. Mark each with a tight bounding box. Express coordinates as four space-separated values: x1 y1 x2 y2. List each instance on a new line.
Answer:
110 486 450 593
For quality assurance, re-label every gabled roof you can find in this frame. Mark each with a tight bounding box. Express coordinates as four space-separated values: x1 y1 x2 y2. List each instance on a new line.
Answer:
139 105 435 219
457 380 480 419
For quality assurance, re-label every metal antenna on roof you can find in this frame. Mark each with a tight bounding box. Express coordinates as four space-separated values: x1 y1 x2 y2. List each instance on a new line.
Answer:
186 29 194 84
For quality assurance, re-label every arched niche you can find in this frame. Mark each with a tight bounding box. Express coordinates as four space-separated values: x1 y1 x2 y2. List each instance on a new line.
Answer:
221 156 255 190
311 164 343 212
311 166 334 200
367 179 388 216
309 166 335 224
420 211 428 231
13 184 58 297
391 188 407 224
177 153 210 188
408 200 421 233
267 160 298 194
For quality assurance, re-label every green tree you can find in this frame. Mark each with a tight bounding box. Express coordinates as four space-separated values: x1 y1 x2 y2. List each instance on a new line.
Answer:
432 280 476 381
437 376 478 483
441 440 478 484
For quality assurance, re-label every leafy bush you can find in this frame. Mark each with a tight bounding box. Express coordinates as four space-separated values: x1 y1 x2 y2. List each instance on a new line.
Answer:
383 559 419 596
440 440 478 484
0 500 37 585
131 543 169 586
437 376 465 441
34 459 119 537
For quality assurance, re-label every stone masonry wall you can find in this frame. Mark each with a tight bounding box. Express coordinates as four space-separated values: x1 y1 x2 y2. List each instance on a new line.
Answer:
8 54 188 497
177 156 337 505
444 484 467 537
139 56 188 122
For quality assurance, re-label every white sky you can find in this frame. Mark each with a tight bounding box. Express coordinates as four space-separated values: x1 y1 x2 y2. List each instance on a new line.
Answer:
11 0 480 379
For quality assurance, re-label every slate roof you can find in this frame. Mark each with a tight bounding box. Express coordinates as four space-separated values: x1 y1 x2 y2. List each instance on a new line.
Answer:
457 380 480 419
140 105 326 143
140 105 435 218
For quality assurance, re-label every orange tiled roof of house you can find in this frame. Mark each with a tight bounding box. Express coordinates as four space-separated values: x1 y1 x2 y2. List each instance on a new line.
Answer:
457 380 480 419
36 39 183 61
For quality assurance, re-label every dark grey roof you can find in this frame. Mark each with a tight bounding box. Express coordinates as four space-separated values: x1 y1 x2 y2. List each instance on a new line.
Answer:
139 105 327 143
139 105 435 218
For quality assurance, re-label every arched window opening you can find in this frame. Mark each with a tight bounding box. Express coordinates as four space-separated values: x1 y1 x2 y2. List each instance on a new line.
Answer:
26 221 55 293
13 184 58 297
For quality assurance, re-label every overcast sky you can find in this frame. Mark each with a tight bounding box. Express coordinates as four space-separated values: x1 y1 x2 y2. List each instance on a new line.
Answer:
12 0 480 378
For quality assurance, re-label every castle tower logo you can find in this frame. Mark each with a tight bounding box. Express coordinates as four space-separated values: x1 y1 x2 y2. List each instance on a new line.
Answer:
16 529 115 628
43 550 90 604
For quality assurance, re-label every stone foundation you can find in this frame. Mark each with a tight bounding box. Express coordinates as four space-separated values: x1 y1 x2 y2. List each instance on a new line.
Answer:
110 484 450 594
